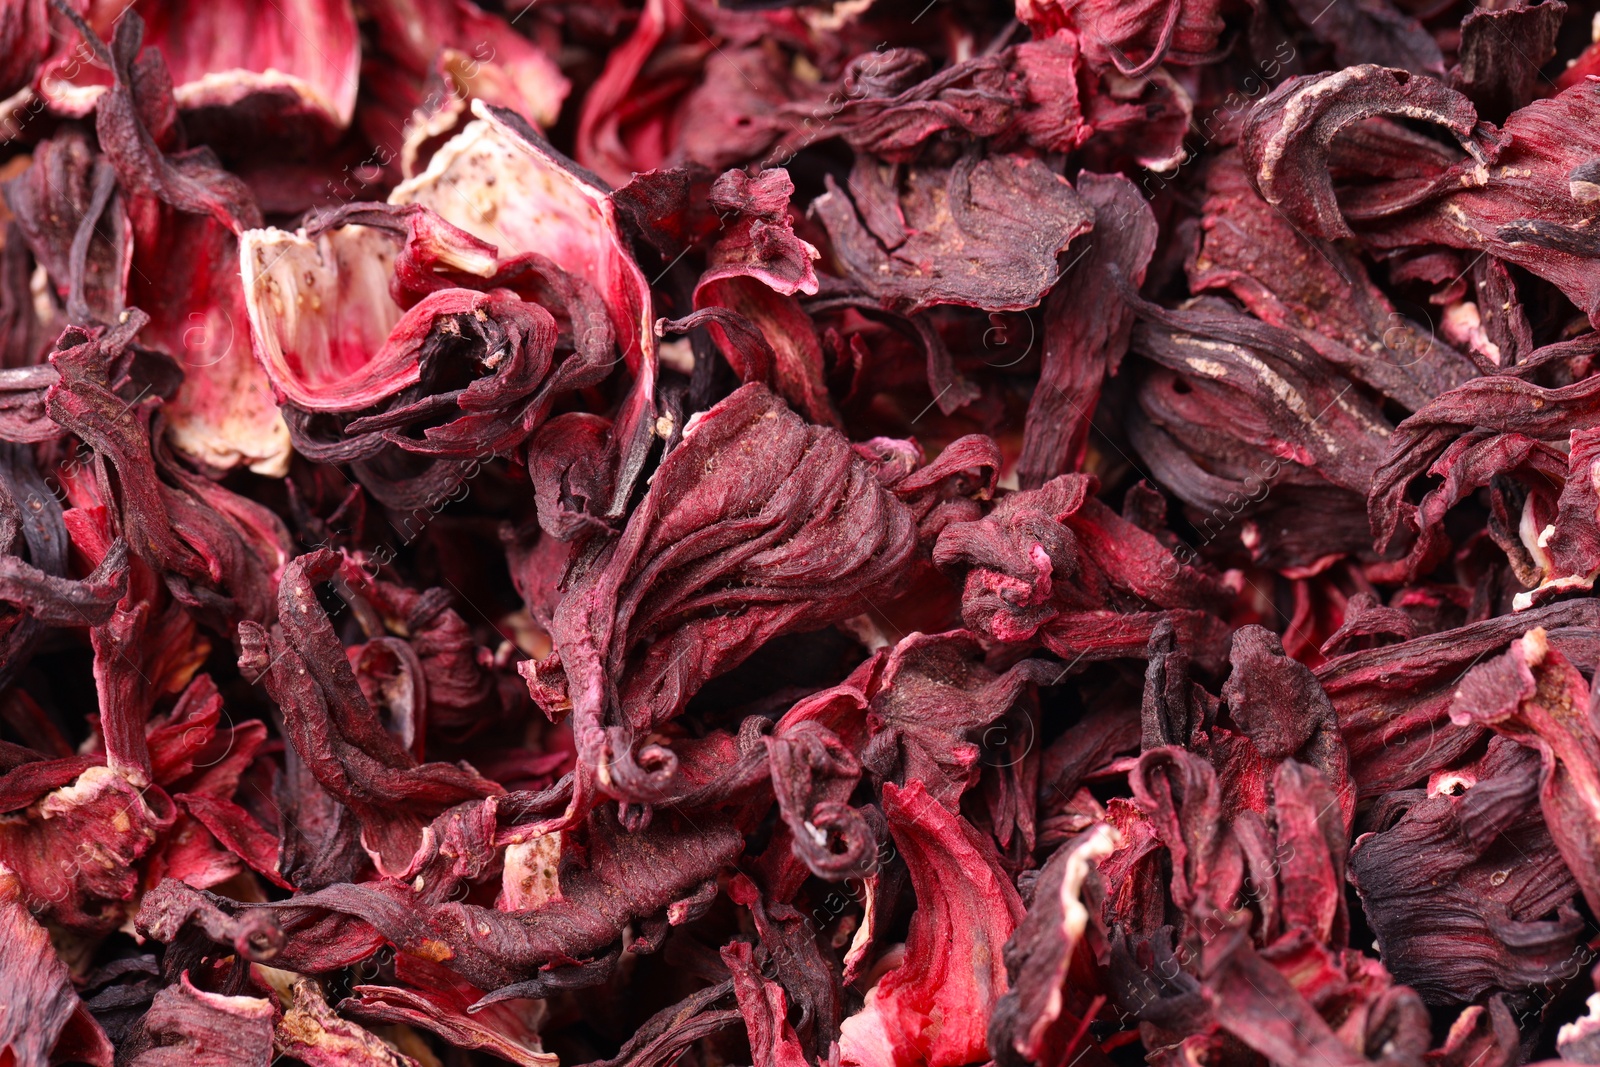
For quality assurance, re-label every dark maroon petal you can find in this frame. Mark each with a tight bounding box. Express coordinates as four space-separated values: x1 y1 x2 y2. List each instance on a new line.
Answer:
1369 370 1600 586
1128 296 1395 501
1241 65 1483 242
0 0 50 103
135 879 285 963
1283 0 1444 78
766 718 868 878
857 630 1058 809
1449 628 1600 917
240 550 499 873
1350 738 1582 1005
1318 598 1600 796
254 803 740 989
1204 929 1429 1067
1004 33 1090 154
1449 0 1566 121
1 131 131 324
1318 592 1420 658
988 824 1118 1067
810 153 1092 317
1188 151 1477 413
1346 81 1600 323
1013 0 1225 75
933 473 1230 660
811 49 1019 161
530 382 915 807
1017 172 1155 489
0 534 127 626
71 10 265 235
1221 625 1353 827
574 983 740 1067
691 169 836 426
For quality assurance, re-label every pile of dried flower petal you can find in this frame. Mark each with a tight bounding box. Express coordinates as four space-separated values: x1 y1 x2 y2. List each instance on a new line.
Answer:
4 0 1600 1065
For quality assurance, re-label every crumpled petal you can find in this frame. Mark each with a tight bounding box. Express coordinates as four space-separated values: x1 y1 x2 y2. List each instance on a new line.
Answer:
811 152 1092 316
0 864 115 1067
129 973 274 1067
1349 738 1583 1005
1242 65 1484 242
1449 627 1600 917
988 824 1119 1067
527 382 915 808
342 955 555 1067
838 779 1024 1067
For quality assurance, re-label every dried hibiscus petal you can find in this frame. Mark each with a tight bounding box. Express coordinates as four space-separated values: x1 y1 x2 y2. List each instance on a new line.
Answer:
812 152 1092 317
528 382 915 808
1349 737 1583 1005
40 0 360 135
12 3 1600 1064
838 779 1024 1067
0 865 115 1066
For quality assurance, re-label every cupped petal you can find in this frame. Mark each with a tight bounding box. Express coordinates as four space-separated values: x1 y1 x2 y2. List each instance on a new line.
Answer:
839 779 1024 1067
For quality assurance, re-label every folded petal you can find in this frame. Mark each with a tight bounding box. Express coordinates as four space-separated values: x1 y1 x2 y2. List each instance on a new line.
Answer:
839 779 1024 1067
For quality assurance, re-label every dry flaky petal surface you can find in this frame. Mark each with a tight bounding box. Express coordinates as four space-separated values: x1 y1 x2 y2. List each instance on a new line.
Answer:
10 2 1600 1066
